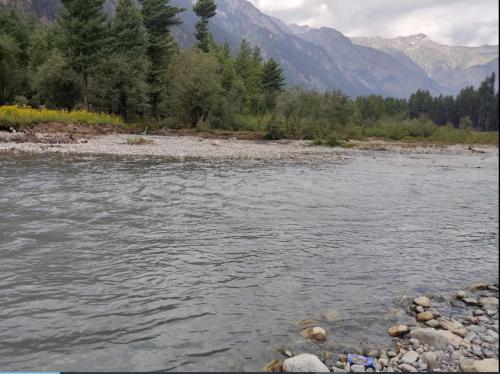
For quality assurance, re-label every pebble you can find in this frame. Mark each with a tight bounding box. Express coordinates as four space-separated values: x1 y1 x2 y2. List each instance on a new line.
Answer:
463 298 479 306
402 351 419 364
388 325 410 337
416 311 434 322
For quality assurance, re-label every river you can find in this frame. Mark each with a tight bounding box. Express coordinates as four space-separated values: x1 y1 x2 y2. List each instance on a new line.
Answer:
0 151 498 371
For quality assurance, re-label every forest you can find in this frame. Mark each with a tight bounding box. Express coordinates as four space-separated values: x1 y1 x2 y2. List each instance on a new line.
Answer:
1 0 498 144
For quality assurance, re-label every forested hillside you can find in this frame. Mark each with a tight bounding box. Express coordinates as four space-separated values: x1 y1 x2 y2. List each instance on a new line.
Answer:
1 0 498 144
2 0 498 97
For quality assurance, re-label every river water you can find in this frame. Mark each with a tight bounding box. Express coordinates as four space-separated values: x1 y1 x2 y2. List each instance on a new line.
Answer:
0 151 498 371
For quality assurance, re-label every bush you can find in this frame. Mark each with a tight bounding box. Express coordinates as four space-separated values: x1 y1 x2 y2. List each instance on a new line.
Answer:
0 105 124 128
265 122 286 140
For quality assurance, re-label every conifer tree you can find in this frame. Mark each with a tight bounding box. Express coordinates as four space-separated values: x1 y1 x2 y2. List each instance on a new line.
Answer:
193 0 217 53
262 58 285 109
97 0 149 120
59 0 107 110
140 0 183 118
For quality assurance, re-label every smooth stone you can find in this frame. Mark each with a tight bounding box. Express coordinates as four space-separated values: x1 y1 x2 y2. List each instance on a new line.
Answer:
422 352 439 370
416 306 424 313
426 319 440 328
460 358 499 372
410 328 469 350
335 361 345 369
388 325 410 337
399 363 418 372
301 327 327 341
486 329 499 339
414 296 431 308
387 351 397 358
282 354 330 372
417 311 434 322
479 297 499 310
484 335 496 344
465 332 478 342
402 351 419 364
456 290 467 299
378 358 389 368
350 364 366 372
470 283 490 291
438 318 464 332
474 309 486 316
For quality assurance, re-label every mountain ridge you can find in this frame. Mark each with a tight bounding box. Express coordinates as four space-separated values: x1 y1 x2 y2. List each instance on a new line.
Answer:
2 0 498 97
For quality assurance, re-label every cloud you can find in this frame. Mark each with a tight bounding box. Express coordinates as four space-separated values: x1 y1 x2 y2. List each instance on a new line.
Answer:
248 0 499 46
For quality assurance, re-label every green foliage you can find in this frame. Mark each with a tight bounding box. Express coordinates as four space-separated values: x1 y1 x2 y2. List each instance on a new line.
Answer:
34 53 81 109
193 0 217 53
59 0 108 109
140 0 183 118
167 49 223 127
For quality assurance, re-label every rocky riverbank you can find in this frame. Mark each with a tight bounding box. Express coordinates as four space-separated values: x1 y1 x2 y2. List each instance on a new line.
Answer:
266 283 499 372
0 131 498 160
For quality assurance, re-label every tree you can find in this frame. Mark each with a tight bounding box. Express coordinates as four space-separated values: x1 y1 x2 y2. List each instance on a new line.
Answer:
477 73 496 131
193 0 217 53
168 49 223 127
262 58 285 109
0 34 22 104
59 0 107 110
96 0 150 120
140 0 183 119
34 53 81 109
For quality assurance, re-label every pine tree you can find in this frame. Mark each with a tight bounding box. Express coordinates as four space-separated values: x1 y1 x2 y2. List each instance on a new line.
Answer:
193 0 217 53
262 58 285 92
140 0 183 119
97 0 150 120
59 0 107 110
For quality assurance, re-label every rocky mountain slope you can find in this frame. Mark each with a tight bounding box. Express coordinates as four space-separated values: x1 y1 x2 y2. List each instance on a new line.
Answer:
352 34 499 94
2 0 498 97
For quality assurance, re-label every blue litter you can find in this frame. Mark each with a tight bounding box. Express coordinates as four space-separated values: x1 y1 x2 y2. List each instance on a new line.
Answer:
348 353 376 368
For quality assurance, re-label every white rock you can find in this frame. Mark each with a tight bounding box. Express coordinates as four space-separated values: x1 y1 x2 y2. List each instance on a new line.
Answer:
460 358 499 372
283 354 330 372
479 297 499 310
350 364 366 372
402 351 419 364
414 296 431 308
410 328 469 349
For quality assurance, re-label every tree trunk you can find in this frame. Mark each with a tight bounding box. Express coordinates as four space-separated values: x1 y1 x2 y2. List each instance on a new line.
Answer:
83 72 89 111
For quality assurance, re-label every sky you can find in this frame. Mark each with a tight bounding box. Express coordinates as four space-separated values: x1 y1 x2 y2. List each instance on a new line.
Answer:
247 0 499 46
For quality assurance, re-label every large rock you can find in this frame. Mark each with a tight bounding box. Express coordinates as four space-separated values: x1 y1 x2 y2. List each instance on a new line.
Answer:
409 328 469 349
301 327 327 341
417 311 434 322
460 358 499 372
388 324 410 337
283 354 330 372
414 296 431 308
479 297 499 310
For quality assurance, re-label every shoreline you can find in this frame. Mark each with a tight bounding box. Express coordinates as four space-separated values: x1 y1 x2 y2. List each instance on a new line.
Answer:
1 132 498 160
270 282 499 373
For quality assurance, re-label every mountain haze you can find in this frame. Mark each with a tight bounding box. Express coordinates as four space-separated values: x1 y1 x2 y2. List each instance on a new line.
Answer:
1 0 498 97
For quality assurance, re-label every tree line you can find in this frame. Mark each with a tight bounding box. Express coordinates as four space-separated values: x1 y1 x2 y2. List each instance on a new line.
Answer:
1 0 498 138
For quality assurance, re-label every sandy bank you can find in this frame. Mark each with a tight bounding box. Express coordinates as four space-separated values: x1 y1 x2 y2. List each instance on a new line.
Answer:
0 132 497 160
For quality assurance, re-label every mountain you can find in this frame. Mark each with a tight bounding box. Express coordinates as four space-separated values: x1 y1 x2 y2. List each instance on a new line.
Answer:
352 34 499 94
2 0 498 97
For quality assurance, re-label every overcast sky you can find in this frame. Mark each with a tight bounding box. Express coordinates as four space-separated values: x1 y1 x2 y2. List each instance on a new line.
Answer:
247 0 499 46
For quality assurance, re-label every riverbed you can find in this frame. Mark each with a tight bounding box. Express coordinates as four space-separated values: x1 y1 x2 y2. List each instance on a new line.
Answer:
0 150 498 371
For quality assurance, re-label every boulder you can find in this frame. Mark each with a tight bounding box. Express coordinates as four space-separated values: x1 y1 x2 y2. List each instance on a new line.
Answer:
388 324 410 337
282 354 330 372
414 296 431 308
417 311 434 322
460 358 499 372
410 328 469 349
301 327 327 341
479 297 499 310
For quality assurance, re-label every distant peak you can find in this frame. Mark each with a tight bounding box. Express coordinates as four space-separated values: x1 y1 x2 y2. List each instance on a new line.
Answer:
410 33 431 41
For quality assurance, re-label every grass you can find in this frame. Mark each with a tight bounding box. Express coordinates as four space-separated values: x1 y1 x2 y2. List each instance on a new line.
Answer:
0 105 124 129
